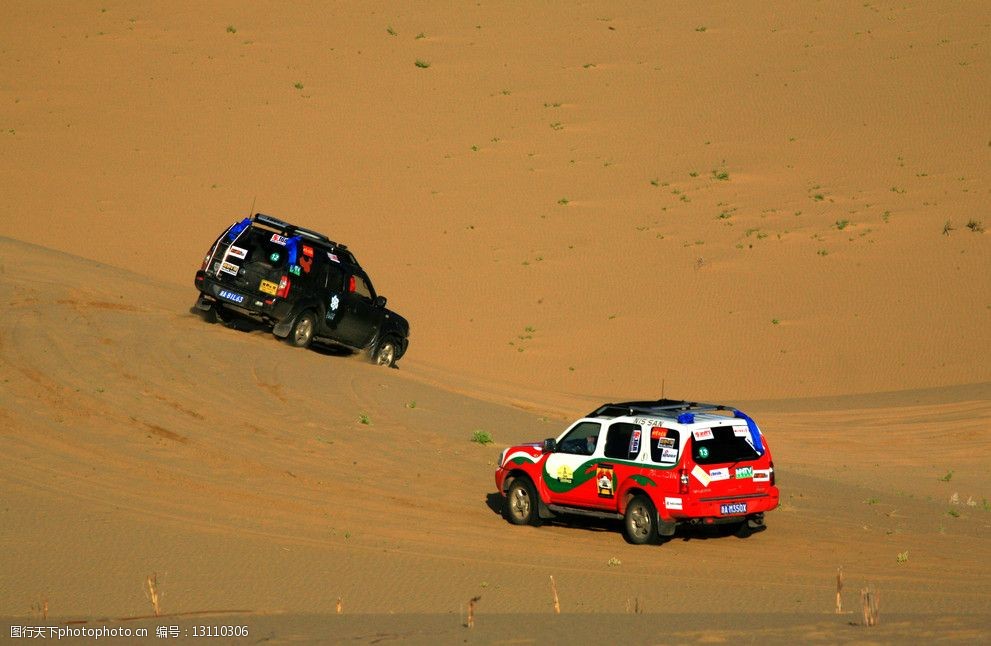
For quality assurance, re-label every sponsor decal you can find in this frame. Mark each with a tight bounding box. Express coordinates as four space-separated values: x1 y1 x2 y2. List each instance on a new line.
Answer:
664 496 683 511
691 464 711 487
709 468 730 481
698 446 710 459
596 467 615 498
259 280 278 295
660 447 678 463
299 255 312 273
734 427 749 437
289 265 301 276
721 502 747 515
327 252 340 263
228 246 247 259
220 261 240 276
735 466 754 479
753 469 771 482
330 295 340 310
657 436 675 448
302 245 314 258
693 429 714 441
556 464 574 484
629 429 641 455
269 252 281 263
271 233 288 245
650 427 663 440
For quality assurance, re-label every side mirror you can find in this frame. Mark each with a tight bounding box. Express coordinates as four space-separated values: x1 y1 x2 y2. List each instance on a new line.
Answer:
542 438 557 453
374 295 387 308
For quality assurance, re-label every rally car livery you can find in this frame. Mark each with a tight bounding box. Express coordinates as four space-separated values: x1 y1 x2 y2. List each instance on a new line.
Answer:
194 213 409 366
494 399 779 544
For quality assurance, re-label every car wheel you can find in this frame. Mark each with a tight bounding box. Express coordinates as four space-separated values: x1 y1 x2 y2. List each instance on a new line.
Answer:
623 495 659 545
372 336 399 367
504 478 540 526
287 311 315 348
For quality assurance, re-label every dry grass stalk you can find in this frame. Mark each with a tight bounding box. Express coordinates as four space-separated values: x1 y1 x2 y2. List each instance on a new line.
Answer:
626 597 644 614
550 575 561 614
466 595 481 628
146 573 162 617
336 597 343 614
835 567 843 614
860 584 879 626
31 598 49 621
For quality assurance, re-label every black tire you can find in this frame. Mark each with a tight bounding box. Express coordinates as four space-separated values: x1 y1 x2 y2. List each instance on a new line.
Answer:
504 478 540 526
200 303 218 324
623 495 659 545
371 336 400 368
287 311 315 348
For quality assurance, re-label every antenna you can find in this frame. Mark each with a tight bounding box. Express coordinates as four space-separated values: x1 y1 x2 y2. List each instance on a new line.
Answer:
661 378 665 399
247 196 256 218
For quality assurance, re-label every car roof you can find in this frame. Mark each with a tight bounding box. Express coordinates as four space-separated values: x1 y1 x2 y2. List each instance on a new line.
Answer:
587 399 745 427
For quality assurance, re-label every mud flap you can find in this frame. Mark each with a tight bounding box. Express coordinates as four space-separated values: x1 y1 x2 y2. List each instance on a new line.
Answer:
195 295 214 311
537 497 556 520
658 517 677 537
272 318 292 338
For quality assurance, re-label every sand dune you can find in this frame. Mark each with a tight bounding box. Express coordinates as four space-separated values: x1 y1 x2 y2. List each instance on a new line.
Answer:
1 0 990 642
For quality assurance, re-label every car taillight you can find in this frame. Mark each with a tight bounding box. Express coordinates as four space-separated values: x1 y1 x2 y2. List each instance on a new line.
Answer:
276 275 291 298
199 254 210 271
679 468 689 494
769 460 776 486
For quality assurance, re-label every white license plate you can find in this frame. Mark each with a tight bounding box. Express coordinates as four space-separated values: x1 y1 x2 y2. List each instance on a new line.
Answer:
720 502 747 515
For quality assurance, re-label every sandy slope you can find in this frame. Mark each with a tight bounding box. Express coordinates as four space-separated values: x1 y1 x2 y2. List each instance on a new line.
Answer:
1 0 990 642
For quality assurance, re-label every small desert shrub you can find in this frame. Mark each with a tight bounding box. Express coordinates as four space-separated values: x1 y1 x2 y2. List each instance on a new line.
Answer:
471 430 493 445
414 59 431 68
966 219 984 232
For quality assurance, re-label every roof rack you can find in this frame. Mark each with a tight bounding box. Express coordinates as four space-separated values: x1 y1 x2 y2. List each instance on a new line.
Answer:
251 213 350 249
587 399 729 419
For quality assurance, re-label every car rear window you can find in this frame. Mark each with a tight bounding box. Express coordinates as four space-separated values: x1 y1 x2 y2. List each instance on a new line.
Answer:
691 425 760 464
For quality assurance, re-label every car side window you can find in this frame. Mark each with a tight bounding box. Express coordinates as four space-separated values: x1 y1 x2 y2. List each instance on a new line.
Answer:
557 422 601 456
325 264 345 291
603 422 642 460
648 427 681 465
352 274 373 301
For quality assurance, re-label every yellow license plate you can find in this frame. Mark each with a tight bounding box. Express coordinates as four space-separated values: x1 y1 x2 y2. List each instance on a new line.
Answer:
259 280 278 295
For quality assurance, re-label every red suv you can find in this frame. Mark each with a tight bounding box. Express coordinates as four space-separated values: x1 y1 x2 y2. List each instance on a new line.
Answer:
494 399 779 544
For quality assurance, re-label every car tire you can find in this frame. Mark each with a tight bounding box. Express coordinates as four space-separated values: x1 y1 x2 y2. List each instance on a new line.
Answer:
371 336 399 368
504 477 540 526
287 311 315 348
623 495 659 545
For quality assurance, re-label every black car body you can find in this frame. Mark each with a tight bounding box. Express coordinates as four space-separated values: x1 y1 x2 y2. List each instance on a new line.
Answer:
194 213 409 366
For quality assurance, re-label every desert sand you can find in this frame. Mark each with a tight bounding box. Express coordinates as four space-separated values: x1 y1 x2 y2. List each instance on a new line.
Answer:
1 1 989 643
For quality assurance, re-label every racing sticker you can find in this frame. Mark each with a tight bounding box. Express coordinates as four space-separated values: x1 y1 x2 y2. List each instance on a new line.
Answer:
220 261 240 276
259 279 278 295
228 246 248 259
709 468 730 482
660 447 678 463
752 469 771 482
656 436 675 448
302 245 314 258
735 466 754 479
734 427 749 437
271 233 288 246
596 467 615 498
289 265 301 276
628 429 642 455
664 497 683 511
693 429 714 441
691 464 711 487
327 252 340 263
326 294 340 321
556 464 574 484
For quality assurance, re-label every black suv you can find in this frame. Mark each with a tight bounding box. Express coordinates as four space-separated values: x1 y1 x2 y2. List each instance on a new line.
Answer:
194 213 409 367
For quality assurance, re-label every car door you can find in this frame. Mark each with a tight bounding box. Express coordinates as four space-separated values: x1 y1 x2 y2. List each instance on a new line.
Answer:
543 421 603 507
331 272 383 348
